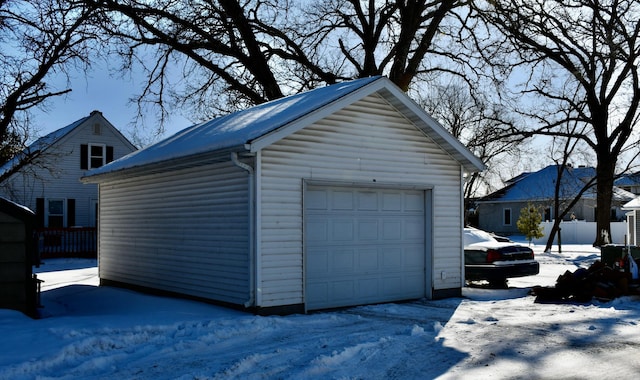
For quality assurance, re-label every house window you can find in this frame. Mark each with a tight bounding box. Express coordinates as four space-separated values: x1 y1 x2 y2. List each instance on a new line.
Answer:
47 199 65 228
544 207 552 222
90 144 106 168
503 208 512 226
81 144 114 170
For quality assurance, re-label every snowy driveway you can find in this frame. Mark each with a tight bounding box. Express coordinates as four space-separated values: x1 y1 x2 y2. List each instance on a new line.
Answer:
1 245 640 379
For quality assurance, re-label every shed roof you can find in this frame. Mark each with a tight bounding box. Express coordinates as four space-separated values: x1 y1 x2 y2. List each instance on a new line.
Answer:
623 197 640 210
84 76 484 180
0 196 34 218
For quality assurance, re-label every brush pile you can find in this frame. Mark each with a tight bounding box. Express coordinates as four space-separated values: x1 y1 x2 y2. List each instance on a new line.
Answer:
533 256 640 303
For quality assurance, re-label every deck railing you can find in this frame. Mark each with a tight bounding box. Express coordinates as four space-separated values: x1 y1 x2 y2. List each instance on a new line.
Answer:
37 227 97 258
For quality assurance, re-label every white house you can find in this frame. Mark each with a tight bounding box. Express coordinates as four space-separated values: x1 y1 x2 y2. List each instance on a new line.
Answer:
0 111 137 229
623 197 640 245
83 76 484 314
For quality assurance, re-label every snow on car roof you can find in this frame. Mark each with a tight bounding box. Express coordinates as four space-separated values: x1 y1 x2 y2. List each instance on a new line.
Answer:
463 227 498 246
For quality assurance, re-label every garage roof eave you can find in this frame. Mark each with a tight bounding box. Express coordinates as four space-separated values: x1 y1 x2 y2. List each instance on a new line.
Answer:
82 146 248 183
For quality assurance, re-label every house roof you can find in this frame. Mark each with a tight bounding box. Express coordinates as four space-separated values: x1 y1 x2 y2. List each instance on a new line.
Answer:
84 76 484 180
0 115 90 179
615 172 640 187
479 165 636 203
0 111 135 179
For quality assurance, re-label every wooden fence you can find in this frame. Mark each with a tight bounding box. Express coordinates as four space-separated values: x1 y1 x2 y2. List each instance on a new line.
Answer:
37 227 97 258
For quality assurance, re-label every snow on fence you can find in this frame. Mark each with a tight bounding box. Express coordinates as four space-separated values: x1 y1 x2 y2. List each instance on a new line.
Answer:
530 220 627 245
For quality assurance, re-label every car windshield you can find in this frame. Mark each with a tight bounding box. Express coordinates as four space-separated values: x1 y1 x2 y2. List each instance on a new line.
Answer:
464 228 498 246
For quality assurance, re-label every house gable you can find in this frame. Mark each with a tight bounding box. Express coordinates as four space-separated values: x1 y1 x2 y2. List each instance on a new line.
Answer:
0 111 137 227
249 80 484 174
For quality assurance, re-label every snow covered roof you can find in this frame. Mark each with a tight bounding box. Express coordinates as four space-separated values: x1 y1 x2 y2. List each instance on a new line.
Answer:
0 196 34 216
0 115 90 179
623 196 640 209
84 76 484 180
480 165 635 203
615 172 640 187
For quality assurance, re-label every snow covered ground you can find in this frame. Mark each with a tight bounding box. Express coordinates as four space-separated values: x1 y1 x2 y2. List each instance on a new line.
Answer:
2 242 640 379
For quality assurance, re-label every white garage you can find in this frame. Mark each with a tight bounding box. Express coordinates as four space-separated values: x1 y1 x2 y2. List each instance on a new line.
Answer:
304 185 429 310
84 76 484 314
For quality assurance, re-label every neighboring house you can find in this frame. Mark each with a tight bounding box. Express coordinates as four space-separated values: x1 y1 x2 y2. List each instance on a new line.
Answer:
623 197 640 245
477 164 635 236
0 110 137 231
83 76 484 314
615 172 640 195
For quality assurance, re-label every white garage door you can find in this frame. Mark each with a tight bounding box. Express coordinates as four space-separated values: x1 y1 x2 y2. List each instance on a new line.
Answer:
305 185 427 310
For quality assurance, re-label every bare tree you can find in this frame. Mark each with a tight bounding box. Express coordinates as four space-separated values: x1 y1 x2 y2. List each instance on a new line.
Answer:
420 82 526 203
301 0 462 90
0 0 101 178
544 120 596 252
474 0 640 245
85 0 466 131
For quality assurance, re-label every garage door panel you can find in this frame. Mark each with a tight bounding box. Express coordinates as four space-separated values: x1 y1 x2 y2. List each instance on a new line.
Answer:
382 192 402 211
358 248 379 270
405 193 424 211
358 220 379 240
333 280 355 301
307 282 328 304
333 190 355 209
404 219 424 239
334 249 355 272
305 186 427 310
358 191 378 210
405 246 425 267
307 220 328 242
332 220 354 241
382 219 402 240
403 274 426 296
381 276 403 296
306 248 329 274
358 278 379 298
306 189 328 209
382 247 402 268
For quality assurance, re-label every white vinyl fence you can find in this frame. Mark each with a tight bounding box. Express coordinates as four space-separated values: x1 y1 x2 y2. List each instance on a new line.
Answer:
530 220 627 245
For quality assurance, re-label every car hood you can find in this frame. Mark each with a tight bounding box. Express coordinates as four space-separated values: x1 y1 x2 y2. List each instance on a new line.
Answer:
464 241 528 250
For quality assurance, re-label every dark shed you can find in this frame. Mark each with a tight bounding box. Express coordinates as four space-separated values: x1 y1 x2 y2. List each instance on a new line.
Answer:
0 197 39 318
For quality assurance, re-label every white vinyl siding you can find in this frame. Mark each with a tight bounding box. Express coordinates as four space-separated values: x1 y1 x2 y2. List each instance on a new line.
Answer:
0 113 136 227
98 161 251 304
629 210 640 245
258 93 463 307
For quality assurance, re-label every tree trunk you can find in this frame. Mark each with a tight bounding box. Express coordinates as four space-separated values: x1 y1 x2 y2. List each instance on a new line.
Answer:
593 157 616 246
545 216 562 253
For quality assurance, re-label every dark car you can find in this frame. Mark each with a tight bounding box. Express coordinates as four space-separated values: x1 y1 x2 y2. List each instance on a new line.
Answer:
464 227 540 287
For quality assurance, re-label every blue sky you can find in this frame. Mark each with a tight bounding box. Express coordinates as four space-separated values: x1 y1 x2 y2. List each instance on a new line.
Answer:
30 66 192 146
